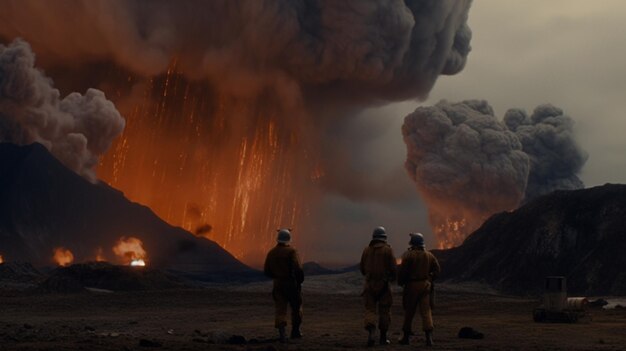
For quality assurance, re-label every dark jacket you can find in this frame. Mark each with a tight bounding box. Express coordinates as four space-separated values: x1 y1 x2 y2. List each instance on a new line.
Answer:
360 240 397 283
397 247 440 287
264 243 304 284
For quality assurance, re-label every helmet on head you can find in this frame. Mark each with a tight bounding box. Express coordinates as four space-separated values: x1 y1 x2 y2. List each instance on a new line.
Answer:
276 228 291 244
409 232 425 248
372 226 387 241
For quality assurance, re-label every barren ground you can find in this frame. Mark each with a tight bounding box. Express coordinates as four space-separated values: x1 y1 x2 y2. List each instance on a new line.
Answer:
1 273 625 351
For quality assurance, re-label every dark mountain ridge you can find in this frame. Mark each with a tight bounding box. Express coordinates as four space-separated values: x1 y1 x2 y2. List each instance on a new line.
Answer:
438 183 626 295
0 142 257 280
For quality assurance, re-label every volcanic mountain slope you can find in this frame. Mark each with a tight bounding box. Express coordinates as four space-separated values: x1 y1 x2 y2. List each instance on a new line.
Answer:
0 143 255 280
439 184 626 295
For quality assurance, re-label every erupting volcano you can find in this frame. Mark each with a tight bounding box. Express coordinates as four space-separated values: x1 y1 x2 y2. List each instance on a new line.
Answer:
0 0 478 260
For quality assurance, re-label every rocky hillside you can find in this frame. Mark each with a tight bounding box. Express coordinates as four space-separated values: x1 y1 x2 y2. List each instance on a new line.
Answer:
0 143 256 280
439 184 626 295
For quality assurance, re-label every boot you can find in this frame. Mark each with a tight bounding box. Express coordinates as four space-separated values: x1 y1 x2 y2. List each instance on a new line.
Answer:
278 326 287 343
366 326 376 347
399 331 410 345
290 325 303 339
425 330 434 347
379 330 391 345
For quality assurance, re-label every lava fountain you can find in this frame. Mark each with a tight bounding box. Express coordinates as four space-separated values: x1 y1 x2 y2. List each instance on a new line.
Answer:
98 64 316 264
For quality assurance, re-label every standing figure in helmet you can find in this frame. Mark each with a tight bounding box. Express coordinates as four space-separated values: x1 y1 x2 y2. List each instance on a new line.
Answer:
360 226 397 347
398 233 440 347
264 228 304 343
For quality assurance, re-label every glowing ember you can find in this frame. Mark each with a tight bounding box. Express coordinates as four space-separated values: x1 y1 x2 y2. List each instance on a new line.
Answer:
434 218 468 249
130 259 146 267
95 247 106 262
53 247 74 266
0 254 3 264
396 257 402 265
113 237 147 265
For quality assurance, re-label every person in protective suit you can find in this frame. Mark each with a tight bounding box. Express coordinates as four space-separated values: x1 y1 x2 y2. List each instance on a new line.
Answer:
398 233 440 347
360 226 397 347
264 229 304 343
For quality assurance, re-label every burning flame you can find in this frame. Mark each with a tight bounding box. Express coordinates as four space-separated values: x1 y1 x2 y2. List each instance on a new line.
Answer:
130 259 146 267
0 254 3 264
435 218 468 249
95 247 106 262
113 237 147 266
53 247 74 266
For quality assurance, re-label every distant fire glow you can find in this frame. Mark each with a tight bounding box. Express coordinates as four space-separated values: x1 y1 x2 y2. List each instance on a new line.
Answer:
113 237 147 265
0 254 3 264
95 248 106 262
53 247 74 266
130 259 146 267
435 218 469 249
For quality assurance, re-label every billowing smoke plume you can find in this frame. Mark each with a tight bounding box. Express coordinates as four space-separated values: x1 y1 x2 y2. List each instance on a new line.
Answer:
0 40 125 182
403 100 587 248
0 1 474 263
0 0 472 99
504 105 588 201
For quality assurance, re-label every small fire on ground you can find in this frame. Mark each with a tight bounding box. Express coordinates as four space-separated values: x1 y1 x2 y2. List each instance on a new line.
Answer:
113 237 147 267
53 247 74 266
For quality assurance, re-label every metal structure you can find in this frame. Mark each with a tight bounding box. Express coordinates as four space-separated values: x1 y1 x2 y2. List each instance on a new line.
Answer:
533 276 590 323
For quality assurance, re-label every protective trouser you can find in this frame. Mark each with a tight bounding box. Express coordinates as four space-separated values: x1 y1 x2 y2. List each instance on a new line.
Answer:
363 280 392 331
402 280 433 333
273 279 303 329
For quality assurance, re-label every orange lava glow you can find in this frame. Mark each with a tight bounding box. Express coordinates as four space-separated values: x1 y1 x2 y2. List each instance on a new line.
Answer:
95 247 106 262
97 62 315 264
130 259 146 267
113 237 147 265
53 247 74 266
434 218 468 249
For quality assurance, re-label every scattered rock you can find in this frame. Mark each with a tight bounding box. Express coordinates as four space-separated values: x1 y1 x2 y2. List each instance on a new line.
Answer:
458 327 484 339
588 299 609 308
614 304 625 310
226 335 247 345
139 339 162 347
194 329 209 337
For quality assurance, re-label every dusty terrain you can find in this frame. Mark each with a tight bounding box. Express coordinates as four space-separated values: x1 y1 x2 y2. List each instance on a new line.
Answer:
0 272 625 351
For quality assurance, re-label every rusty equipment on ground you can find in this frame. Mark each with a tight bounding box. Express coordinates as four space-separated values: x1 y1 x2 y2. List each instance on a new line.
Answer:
533 276 590 323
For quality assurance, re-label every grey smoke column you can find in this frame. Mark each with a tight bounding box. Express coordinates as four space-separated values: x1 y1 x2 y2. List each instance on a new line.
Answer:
504 105 588 201
403 100 587 247
0 0 473 100
0 40 125 182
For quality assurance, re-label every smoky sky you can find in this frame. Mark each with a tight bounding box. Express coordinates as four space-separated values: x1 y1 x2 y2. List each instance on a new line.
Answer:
0 0 473 190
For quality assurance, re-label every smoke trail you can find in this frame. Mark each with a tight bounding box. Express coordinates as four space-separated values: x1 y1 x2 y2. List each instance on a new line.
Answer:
0 40 125 182
403 100 587 248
